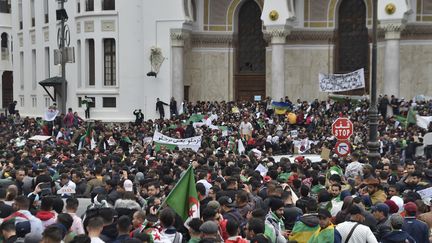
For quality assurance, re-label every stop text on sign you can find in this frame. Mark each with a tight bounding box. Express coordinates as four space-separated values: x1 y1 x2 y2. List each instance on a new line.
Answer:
332 118 353 140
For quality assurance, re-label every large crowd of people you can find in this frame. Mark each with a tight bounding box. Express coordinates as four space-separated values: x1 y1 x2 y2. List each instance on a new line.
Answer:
0 95 431 243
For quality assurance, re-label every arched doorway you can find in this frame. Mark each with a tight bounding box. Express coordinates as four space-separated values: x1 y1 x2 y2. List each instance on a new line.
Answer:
235 0 266 101
335 0 369 95
2 71 13 109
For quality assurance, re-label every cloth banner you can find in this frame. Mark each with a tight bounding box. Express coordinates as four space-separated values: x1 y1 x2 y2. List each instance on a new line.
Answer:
153 131 201 151
44 109 59 121
416 115 432 130
319 68 365 92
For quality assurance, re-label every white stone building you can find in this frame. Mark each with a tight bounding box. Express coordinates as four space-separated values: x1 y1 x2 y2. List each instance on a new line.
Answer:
1 0 431 121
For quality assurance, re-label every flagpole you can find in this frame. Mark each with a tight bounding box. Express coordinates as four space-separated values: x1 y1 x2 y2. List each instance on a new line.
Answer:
157 165 194 213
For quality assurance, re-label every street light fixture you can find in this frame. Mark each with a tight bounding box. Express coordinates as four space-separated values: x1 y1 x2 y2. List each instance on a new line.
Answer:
368 0 380 165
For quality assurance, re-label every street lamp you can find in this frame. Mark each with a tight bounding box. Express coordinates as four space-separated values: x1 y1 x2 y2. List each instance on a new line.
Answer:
57 0 68 114
367 0 380 165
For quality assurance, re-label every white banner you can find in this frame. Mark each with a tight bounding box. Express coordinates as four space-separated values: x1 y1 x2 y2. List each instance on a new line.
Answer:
319 68 365 92
153 131 201 151
44 109 59 121
416 115 432 130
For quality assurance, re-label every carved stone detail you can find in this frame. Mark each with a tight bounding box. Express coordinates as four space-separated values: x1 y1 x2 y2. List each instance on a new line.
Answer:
84 21 94 33
101 20 115 32
380 22 406 40
191 34 234 48
263 27 290 44
170 30 187 47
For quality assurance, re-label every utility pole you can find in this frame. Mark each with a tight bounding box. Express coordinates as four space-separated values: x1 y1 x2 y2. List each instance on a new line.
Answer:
367 0 380 165
58 0 68 114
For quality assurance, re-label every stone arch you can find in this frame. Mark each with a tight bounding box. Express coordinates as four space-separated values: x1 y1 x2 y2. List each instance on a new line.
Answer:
334 0 370 95
1 32 7 48
234 0 266 101
227 0 263 32
328 0 372 27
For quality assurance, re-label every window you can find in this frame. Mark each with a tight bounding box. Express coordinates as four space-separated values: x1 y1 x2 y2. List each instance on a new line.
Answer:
19 95 24 107
45 47 50 78
19 52 24 90
77 40 81 87
103 97 116 108
44 95 50 107
87 39 95 86
77 1 80 13
32 50 36 90
18 1 23 29
43 0 49 23
78 97 82 107
31 96 37 107
103 39 116 86
102 0 115 10
1 32 8 60
30 0 35 27
0 0 11 14
86 0 94 11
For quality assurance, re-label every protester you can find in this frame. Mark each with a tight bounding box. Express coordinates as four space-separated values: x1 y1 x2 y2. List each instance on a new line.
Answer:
0 95 430 243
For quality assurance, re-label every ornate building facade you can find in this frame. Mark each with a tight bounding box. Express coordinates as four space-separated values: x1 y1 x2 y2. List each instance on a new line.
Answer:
1 0 431 121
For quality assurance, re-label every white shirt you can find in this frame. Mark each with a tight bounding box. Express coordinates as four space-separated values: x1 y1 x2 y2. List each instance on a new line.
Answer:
336 221 378 243
90 237 105 243
239 121 253 135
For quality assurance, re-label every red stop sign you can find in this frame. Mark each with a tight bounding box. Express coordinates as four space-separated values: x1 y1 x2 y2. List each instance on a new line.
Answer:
332 118 353 140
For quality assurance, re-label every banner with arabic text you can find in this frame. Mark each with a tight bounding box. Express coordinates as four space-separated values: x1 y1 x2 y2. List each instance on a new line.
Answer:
153 131 201 151
319 68 365 92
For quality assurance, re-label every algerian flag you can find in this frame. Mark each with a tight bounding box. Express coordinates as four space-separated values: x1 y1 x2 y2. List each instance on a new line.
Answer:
164 166 200 222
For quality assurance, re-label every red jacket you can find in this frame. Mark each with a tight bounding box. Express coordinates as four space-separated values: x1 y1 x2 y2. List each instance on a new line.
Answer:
225 236 248 243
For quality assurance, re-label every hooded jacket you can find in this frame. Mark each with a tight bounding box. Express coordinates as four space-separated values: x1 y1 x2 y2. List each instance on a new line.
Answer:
381 230 416 243
35 210 57 227
289 214 320 243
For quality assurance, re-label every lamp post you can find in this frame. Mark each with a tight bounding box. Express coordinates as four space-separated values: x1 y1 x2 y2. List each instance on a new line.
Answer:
367 0 380 165
57 0 67 114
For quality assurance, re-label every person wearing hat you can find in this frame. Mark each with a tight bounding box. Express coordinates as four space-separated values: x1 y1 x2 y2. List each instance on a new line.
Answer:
218 196 245 228
364 178 386 205
289 200 319 243
381 214 416 243
308 209 342 243
335 205 378 243
265 198 288 243
371 203 391 241
199 221 220 242
401 202 430 243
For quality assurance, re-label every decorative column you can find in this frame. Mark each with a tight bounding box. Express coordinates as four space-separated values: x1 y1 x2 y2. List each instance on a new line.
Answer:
382 23 404 97
170 30 185 106
268 28 289 101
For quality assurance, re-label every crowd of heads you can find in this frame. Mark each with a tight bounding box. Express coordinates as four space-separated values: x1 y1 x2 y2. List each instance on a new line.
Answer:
0 95 431 242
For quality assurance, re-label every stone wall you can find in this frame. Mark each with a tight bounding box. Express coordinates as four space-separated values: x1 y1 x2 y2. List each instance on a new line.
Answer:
184 49 234 102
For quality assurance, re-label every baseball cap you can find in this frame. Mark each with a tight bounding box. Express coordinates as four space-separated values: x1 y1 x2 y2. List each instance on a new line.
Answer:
199 221 218 234
207 200 220 210
123 179 133 192
404 202 417 215
349 205 363 215
371 203 390 217
317 208 332 218
218 196 235 207
390 214 404 229
384 200 399 214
